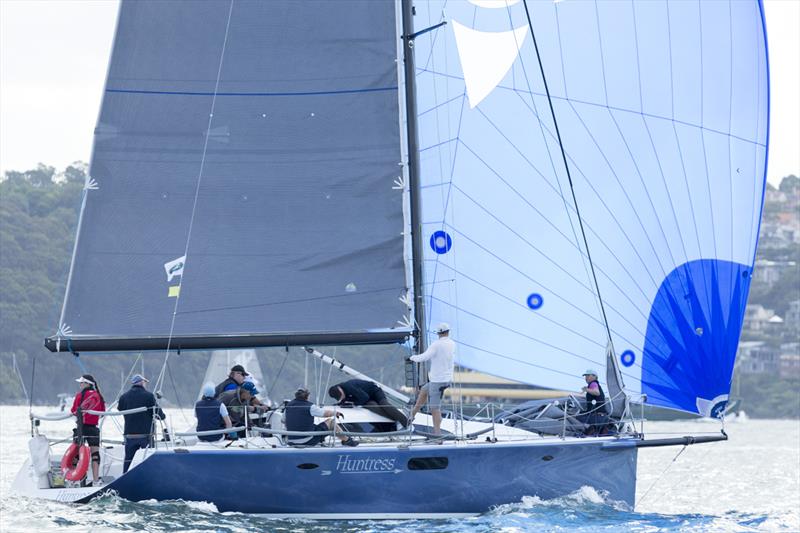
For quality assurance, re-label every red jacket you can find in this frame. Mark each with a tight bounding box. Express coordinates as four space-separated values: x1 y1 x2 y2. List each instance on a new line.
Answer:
71 389 105 426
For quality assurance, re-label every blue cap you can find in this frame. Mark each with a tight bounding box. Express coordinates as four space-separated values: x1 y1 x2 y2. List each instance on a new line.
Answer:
131 374 149 385
201 382 215 398
241 381 259 395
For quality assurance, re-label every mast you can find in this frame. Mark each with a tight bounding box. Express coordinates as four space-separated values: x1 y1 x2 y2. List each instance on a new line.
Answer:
400 0 426 357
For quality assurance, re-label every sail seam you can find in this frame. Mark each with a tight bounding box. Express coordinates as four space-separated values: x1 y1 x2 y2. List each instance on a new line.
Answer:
416 68 765 147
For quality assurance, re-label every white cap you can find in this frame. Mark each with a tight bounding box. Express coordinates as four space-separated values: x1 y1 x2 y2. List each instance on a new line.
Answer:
75 376 95 386
434 322 450 334
201 382 215 398
582 369 599 377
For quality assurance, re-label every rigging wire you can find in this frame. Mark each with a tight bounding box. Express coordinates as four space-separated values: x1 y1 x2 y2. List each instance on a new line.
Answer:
267 348 291 400
637 444 690 506
521 0 616 351
28 354 36 414
155 0 235 394
12 354 30 405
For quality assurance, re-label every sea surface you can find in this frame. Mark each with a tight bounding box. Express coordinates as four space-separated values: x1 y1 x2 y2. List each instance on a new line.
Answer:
1 405 798 532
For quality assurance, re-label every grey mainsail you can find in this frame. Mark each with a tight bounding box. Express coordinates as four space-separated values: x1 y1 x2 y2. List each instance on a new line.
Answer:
48 0 412 352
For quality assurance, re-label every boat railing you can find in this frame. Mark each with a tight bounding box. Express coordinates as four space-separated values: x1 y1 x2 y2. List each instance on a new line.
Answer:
29 411 73 422
173 426 247 438
29 399 645 451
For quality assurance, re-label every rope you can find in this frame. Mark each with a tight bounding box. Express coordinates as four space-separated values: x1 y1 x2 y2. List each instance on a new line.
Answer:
520 0 615 351
637 444 688 505
28 354 36 414
12 354 30 405
267 347 291 399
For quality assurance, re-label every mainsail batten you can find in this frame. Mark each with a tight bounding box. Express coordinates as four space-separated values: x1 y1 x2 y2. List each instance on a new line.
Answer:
49 0 414 352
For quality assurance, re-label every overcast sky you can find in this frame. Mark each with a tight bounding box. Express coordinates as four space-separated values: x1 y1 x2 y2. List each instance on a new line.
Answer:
1 0 797 185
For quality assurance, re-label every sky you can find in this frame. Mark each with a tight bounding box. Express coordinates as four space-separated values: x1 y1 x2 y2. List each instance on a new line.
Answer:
0 0 798 185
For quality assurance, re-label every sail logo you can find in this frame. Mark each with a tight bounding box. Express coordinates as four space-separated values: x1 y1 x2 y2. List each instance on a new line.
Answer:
335 455 399 474
164 255 186 297
164 256 186 282
453 0 529 108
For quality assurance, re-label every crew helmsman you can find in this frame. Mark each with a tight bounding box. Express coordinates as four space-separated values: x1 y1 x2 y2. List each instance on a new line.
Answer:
195 382 232 442
409 322 455 436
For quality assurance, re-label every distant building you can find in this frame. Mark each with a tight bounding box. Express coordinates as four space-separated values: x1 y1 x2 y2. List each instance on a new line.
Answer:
752 260 797 286
785 300 800 332
737 341 779 374
743 304 777 333
779 354 800 379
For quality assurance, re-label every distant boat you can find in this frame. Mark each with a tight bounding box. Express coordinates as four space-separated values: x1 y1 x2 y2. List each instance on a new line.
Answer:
14 0 768 517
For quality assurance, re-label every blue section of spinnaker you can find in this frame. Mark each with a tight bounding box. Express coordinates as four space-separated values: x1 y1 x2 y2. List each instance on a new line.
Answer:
641 259 751 414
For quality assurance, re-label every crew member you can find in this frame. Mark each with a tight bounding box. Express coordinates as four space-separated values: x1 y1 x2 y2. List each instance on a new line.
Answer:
70 374 106 486
214 364 248 398
286 387 357 447
328 379 408 428
578 369 608 435
196 382 233 442
409 323 456 436
117 374 165 473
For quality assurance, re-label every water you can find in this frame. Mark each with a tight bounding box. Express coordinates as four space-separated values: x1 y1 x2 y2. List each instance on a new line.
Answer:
1 406 798 532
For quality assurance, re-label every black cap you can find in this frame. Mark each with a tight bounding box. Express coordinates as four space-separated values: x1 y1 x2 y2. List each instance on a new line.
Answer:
230 364 249 376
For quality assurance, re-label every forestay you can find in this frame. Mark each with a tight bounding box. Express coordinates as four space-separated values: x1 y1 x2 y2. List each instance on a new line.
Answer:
47 0 413 352
414 0 768 416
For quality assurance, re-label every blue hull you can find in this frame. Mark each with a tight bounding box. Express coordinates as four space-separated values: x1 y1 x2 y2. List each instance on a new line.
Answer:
95 440 637 515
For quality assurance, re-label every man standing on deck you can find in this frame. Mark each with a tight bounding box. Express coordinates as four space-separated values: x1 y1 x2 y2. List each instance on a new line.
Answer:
117 374 165 473
408 323 455 436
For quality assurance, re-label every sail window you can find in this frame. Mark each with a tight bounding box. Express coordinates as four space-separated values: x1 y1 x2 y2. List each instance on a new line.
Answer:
407 457 449 470
429 231 452 254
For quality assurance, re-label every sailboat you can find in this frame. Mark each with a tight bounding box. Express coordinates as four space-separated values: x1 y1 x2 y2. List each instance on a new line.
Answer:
12 0 768 517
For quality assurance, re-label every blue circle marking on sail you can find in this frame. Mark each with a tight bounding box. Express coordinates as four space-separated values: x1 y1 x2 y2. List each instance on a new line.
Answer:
430 231 452 254
527 293 543 310
620 350 636 367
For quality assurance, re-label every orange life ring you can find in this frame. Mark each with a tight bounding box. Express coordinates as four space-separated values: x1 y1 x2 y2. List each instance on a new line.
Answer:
60 442 90 481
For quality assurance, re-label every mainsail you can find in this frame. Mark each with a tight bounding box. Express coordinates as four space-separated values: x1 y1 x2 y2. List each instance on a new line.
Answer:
47 0 414 352
415 0 768 416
